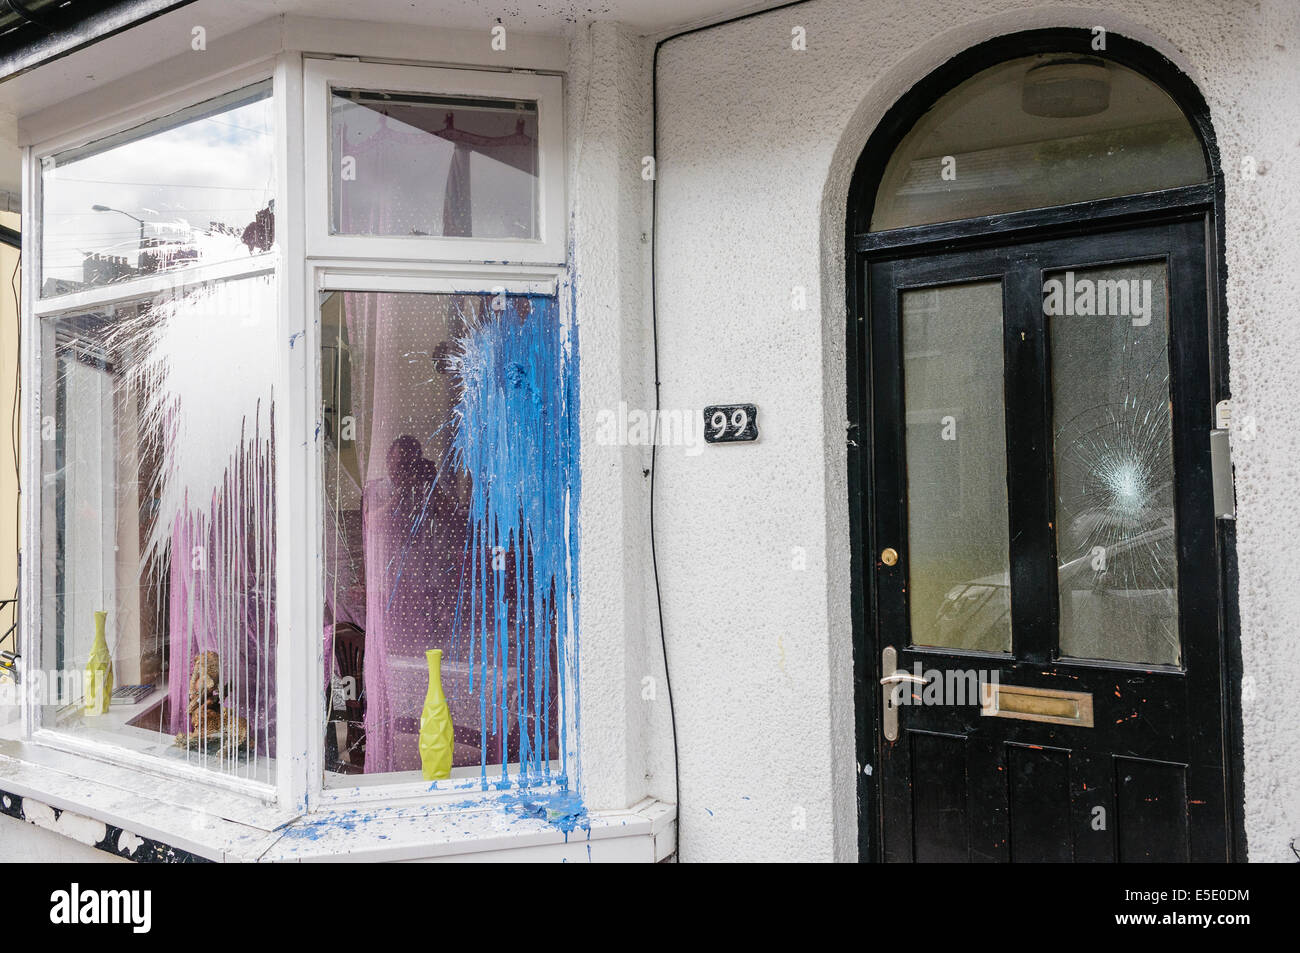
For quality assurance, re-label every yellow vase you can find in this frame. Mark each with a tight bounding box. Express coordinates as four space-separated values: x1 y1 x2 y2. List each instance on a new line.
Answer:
419 649 453 780
83 610 113 716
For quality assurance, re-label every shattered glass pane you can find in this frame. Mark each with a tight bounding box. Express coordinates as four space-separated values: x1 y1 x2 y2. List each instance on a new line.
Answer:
1048 261 1180 665
39 275 278 782
41 83 274 297
321 290 578 788
903 281 1013 653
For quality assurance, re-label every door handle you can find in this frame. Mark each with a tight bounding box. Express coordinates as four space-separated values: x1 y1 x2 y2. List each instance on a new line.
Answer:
881 645 924 742
880 672 926 686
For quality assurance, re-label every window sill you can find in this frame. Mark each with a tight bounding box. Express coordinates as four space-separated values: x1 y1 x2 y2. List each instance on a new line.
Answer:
0 737 288 861
259 796 676 863
0 739 675 863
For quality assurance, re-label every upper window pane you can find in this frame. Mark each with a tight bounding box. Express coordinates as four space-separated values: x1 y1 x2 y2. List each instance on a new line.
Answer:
330 89 538 240
871 56 1209 231
40 83 275 297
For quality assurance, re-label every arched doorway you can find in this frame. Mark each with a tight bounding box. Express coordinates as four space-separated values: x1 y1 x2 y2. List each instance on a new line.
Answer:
846 29 1240 862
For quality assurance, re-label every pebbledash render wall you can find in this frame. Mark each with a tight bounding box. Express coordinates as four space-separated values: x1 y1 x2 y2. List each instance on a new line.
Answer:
650 0 1299 861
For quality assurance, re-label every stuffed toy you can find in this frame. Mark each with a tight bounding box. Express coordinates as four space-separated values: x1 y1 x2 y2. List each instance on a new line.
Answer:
174 650 251 758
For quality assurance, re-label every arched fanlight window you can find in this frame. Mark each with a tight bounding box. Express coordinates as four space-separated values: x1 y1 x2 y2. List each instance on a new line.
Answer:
870 54 1210 231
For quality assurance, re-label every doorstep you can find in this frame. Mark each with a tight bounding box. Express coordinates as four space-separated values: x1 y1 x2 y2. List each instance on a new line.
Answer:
0 740 676 863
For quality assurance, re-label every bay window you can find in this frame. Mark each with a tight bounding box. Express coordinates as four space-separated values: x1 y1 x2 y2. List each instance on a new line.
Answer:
16 50 576 827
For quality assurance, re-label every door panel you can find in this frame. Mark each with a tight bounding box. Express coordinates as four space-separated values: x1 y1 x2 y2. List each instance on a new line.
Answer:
1116 757 1190 862
1008 744 1072 863
901 281 1011 652
867 221 1229 863
910 732 971 862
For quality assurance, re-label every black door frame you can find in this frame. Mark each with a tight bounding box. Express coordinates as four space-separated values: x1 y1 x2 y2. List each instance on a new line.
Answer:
844 28 1245 863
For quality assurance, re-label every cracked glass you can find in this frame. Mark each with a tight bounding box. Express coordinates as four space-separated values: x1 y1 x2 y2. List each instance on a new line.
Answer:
1048 261 1179 665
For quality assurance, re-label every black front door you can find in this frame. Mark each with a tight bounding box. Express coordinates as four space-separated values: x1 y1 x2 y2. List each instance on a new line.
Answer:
864 220 1231 861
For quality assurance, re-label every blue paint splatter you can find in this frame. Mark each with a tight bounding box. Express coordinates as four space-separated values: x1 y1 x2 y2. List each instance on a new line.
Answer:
279 808 372 841
500 788 589 840
448 294 580 794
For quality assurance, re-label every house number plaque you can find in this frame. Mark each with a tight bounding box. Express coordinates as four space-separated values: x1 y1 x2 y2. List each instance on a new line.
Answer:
703 404 758 443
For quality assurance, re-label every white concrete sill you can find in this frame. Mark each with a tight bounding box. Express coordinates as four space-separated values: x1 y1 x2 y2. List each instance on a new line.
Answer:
261 797 676 863
0 740 675 862
0 738 289 861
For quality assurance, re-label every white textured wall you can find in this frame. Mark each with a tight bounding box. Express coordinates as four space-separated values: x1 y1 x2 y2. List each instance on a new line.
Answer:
653 0 1300 861
1218 0 1300 866
568 22 671 811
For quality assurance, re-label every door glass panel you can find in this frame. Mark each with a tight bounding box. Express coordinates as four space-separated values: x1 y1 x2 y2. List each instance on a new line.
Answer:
903 281 1012 652
1047 261 1179 665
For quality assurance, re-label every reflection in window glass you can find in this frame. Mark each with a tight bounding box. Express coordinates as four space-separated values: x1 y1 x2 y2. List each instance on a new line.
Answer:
1049 262 1179 665
871 56 1208 231
39 275 278 781
321 291 577 787
330 89 538 240
41 83 274 297
903 281 1012 653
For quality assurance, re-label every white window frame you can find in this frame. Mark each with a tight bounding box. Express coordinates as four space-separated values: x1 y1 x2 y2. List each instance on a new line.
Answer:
306 263 575 809
17 47 575 821
303 59 566 267
20 61 288 804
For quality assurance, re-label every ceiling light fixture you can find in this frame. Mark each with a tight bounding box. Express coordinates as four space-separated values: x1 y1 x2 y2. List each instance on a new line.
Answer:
1022 57 1111 118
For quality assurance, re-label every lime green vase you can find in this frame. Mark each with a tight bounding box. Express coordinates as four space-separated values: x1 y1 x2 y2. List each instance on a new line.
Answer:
419 649 453 780
83 610 113 716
